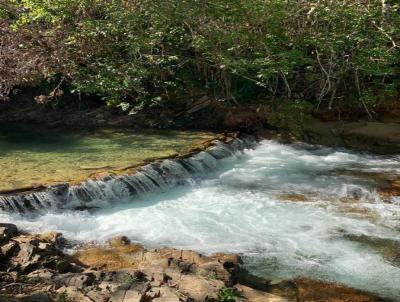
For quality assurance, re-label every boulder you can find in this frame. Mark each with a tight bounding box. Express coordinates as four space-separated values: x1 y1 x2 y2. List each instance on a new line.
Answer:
0 223 18 237
109 288 144 302
151 286 181 302
1 241 19 258
27 268 56 281
235 284 290 302
56 286 92 302
17 291 51 302
0 223 18 244
85 289 111 302
177 274 224 301
108 236 131 247
54 273 94 289
38 231 64 245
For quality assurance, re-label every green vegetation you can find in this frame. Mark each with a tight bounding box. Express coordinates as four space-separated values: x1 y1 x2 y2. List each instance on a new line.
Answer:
58 290 71 302
1 0 399 116
218 287 240 302
269 100 314 136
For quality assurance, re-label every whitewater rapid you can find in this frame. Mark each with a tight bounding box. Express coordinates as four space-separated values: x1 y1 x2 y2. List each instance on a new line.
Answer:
1 140 400 300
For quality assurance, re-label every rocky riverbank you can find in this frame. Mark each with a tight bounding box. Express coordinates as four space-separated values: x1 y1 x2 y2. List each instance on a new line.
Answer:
0 223 388 302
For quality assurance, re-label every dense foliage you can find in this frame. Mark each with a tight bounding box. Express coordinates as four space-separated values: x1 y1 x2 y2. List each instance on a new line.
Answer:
1 0 399 114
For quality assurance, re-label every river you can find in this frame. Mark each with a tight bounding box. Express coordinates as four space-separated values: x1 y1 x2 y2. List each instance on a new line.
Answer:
1 139 399 300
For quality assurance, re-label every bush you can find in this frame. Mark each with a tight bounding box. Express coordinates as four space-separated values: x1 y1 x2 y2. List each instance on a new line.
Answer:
268 101 314 136
1 0 399 113
218 287 240 302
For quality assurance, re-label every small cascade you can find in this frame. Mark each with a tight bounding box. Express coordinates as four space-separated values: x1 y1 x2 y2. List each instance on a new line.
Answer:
0 135 256 214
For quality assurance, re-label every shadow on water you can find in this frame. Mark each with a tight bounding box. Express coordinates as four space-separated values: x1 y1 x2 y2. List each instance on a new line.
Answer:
0 123 211 154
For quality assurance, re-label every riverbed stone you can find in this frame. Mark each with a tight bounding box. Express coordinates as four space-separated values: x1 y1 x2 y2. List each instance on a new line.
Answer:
85 288 111 302
1 241 20 258
108 235 131 247
177 274 224 301
236 284 290 302
293 278 382 302
56 286 92 302
17 291 52 302
27 268 56 281
151 286 181 302
109 288 144 302
0 223 18 237
304 120 400 154
54 273 94 289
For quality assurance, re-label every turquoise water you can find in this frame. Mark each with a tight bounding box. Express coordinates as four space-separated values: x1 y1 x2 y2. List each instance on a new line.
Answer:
1 140 400 300
0 125 213 191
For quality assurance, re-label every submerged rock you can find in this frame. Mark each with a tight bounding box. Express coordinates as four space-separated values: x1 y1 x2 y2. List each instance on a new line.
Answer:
277 193 311 203
343 233 400 268
0 133 256 214
379 179 400 203
304 120 400 154
293 277 385 302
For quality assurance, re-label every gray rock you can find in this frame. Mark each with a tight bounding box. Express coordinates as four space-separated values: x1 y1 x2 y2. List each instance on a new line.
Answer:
110 288 143 302
20 254 42 273
1 241 20 258
27 269 56 281
177 274 224 302
85 289 111 302
0 223 18 237
152 286 181 302
55 259 70 273
0 224 18 244
16 243 38 263
54 273 94 289
19 291 51 302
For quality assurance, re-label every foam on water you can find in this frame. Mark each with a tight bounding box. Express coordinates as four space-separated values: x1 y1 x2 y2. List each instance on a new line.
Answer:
1 140 400 300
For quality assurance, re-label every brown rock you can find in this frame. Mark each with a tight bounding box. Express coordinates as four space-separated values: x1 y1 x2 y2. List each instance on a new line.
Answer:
73 245 141 271
27 269 56 281
16 243 39 263
56 286 92 302
151 286 181 302
109 288 144 302
39 231 64 245
197 261 231 282
90 171 113 181
235 284 290 302
277 193 309 202
54 273 94 289
1 241 20 258
13 235 40 246
108 236 131 248
294 278 383 302
178 274 224 301
85 289 111 302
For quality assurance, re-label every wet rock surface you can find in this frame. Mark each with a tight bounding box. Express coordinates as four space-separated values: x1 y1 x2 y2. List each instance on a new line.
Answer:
0 224 387 302
0 132 256 215
303 121 400 154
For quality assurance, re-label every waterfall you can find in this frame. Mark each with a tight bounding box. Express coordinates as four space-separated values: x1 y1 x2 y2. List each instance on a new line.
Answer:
0 135 256 214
